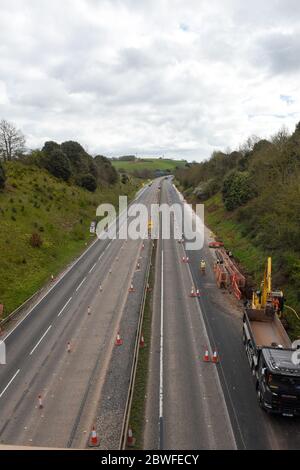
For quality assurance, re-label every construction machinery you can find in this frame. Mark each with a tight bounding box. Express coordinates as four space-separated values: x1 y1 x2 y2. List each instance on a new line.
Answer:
251 257 284 315
243 257 300 416
213 248 246 299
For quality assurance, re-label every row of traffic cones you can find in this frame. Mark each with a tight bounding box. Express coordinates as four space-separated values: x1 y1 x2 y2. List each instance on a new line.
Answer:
129 281 153 293
88 425 136 447
203 349 219 363
115 332 146 349
182 256 190 263
190 287 201 297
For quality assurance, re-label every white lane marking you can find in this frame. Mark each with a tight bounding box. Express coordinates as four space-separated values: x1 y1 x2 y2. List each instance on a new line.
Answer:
89 263 97 273
29 325 52 356
0 369 20 398
159 250 164 421
75 277 86 292
57 297 72 317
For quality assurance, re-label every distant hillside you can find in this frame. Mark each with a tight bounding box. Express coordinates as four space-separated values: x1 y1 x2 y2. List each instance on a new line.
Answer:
111 157 188 177
0 161 140 317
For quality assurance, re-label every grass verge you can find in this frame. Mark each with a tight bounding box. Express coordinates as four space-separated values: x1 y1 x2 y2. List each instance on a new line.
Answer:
0 161 141 318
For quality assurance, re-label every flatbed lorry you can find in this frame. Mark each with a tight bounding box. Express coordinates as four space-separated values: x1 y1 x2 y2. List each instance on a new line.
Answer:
243 307 300 416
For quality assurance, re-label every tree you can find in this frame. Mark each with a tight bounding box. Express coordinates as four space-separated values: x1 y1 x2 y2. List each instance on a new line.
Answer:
94 155 118 184
42 141 60 156
61 141 86 163
0 119 26 161
43 149 71 181
0 161 6 189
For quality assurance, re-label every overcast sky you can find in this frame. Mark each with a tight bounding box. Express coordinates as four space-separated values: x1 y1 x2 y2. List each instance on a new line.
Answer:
1 0 300 161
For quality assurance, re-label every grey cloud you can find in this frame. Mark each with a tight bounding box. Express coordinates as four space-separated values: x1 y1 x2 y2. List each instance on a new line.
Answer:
0 0 300 160
252 32 300 75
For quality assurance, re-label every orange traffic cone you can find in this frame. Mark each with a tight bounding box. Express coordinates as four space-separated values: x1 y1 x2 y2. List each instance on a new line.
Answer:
38 394 43 409
203 349 210 362
212 351 219 363
116 332 123 346
182 256 186 263
89 426 100 447
129 283 135 293
186 256 190 263
136 262 140 270
140 334 145 348
196 289 200 297
190 287 196 297
127 427 136 447
142 243 145 250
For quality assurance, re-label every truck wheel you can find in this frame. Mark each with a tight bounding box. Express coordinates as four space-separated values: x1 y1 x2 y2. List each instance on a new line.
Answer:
242 331 246 345
257 389 263 408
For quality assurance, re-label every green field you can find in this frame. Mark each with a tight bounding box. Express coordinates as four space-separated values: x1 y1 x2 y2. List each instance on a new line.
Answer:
111 158 187 173
0 162 140 317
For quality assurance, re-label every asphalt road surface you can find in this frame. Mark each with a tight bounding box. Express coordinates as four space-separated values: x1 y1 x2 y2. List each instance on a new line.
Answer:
144 177 300 450
2 176 300 450
0 180 159 448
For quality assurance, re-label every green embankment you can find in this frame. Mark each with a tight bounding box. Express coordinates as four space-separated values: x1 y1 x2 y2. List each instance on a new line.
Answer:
0 162 140 317
111 158 186 173
202 192 300 340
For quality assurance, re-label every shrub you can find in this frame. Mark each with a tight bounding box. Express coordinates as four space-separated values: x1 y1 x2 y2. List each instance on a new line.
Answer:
43 149 71 182
222 170 255 211
76 173 97 192
29 232 43 248
0 161 6 189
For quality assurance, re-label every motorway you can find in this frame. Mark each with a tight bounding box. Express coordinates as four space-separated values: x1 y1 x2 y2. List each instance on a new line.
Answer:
1 176 300 450
0 180 159 448
144 178 300 450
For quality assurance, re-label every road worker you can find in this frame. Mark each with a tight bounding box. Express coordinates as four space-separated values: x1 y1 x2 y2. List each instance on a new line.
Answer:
272 297 280 313
200 259 206 273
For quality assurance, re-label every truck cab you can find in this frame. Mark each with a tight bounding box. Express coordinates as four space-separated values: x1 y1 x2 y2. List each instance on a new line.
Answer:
257 348 300 416
243 308 300 416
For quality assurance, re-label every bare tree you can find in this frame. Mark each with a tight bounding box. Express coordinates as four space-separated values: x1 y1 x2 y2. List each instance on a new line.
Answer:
238 134 260 156
271 126 290 150
0 119 26 161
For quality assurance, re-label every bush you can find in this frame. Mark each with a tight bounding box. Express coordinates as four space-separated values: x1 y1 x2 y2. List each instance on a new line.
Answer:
29 232 43 248
76 173 97 192
222 170 254 211
44 149 71 181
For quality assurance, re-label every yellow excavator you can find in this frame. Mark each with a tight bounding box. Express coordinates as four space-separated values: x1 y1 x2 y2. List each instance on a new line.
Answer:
252 257 284 315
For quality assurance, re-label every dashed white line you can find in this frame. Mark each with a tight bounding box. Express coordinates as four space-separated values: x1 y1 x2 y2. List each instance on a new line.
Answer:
0 369 20 398
29 325 52 356
89 263 97 273
75 277 86 292
159 249 164 449
57 297 72 317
